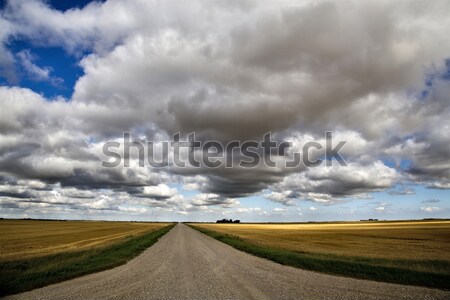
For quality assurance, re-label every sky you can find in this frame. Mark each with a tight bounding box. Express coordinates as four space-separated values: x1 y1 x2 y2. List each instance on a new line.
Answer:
0 0 449 222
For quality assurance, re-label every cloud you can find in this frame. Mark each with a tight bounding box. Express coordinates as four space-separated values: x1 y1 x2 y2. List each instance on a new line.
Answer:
273 207 288 214
0 14 17 83
420 206 441 213
269 161 398 204
4 0 143 54
142 184 177 199
373 202 391 213
422 199 440 203
0 0 449 218
118 205 148 214
264 191 296 206
190 193 240 208
388 185 415 196
16 49 63 86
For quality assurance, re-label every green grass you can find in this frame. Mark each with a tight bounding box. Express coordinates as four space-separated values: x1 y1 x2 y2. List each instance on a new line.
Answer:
0 223 175 296
190 225 450 290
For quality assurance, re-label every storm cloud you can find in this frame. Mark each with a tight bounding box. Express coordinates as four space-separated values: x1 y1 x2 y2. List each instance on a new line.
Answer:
0 0 449 219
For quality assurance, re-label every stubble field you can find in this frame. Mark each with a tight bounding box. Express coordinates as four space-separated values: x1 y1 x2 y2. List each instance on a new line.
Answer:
192 220 450 289
0 219 174 296
0 219 170 261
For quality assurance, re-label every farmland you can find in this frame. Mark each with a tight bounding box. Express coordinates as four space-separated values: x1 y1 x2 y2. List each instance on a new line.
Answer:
191 220 450 289
0 220 175 296
0 219 170 261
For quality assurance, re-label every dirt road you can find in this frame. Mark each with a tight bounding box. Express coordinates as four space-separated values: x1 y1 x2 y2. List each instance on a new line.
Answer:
6 223 449 300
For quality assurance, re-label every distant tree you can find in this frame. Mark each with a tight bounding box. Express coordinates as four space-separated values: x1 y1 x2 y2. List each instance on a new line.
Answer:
216 218 239 223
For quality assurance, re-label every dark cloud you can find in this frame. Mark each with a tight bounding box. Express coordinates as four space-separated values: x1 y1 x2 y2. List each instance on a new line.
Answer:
0 0 449 217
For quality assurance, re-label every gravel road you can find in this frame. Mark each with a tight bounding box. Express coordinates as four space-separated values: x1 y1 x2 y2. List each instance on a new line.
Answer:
6 223 449 300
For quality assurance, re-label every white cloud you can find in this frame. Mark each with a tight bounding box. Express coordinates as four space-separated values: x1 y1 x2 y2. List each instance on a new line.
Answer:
118 205 147 213
420 206 441 213
273 207 288 214
143 184 177 198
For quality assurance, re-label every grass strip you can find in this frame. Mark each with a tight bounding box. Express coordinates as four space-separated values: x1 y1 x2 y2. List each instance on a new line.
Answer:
190 225 450 290
0 223 175 296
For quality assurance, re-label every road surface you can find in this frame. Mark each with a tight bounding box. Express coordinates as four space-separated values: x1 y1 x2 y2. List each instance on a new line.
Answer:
6 223 449 300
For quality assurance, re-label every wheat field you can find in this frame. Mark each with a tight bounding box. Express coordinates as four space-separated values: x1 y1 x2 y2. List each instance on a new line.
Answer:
194 220 450 261
0 219 170 261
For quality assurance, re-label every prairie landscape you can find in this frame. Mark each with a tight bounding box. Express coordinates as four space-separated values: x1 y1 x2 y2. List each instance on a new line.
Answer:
0 220 174 296
6 224 450 300
1 0 450 299
191 220 450 289
0 219 170 261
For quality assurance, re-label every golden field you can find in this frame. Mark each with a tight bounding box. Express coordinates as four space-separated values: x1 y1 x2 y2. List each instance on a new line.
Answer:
194 220 450 261
0 219 170 261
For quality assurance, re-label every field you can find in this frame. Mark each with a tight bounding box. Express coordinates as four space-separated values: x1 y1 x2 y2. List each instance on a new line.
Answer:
191 220 450 289
0 219 170 261
0 220 175 296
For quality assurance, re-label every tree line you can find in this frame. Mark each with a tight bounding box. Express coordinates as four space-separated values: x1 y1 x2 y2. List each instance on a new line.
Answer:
216 218 240 223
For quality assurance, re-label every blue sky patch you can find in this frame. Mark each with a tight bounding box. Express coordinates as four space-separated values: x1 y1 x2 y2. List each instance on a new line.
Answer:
1 40 84 99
